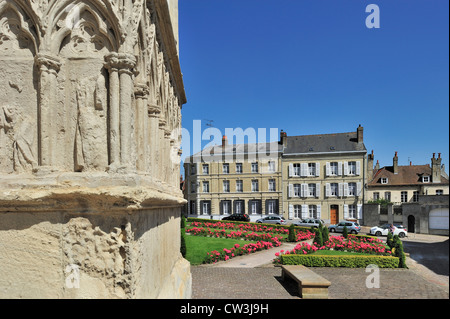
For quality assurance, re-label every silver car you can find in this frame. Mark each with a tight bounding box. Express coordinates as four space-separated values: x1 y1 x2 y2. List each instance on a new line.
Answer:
256 215 287 225
294 218 325 228
328 221 361 234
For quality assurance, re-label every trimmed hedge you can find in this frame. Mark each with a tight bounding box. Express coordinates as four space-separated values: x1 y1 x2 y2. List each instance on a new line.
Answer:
280 254 399 268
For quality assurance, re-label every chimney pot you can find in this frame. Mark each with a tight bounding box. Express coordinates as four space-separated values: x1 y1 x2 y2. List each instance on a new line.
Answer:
222 135 228 147
433 153 436 159
438 153 441 159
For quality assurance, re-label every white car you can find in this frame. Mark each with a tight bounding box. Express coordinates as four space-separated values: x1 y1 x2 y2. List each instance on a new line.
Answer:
370 224 408 238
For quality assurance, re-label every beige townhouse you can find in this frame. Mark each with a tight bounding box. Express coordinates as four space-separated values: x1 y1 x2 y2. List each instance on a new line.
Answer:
184 136 283 221
281 126 367 224
367 151 449 204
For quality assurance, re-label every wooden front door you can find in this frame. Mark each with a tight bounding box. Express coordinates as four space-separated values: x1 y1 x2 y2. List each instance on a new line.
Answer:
330 205 338 225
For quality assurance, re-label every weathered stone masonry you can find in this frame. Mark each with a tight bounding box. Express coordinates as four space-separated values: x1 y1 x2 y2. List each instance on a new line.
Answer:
0 0 190 298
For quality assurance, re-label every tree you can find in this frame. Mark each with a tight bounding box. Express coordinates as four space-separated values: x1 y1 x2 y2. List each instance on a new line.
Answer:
180 215 187 257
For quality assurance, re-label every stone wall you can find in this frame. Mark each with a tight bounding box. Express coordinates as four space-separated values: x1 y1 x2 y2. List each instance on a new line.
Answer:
0 0 190 299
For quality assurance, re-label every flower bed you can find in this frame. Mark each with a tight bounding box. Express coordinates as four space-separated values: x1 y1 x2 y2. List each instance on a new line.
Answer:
204 241 281 264
273 235 396 267
186 221 314 244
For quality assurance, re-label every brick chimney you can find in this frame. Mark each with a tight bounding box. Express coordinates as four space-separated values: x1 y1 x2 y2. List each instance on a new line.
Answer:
280 130 287 147
222 135 228 148
393 151 398 174
431 153 442 183
357 124 364 144
367 150 375 178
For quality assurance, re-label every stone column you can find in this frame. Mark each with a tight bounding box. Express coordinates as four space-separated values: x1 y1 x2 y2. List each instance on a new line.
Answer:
35 54 61 170
158 118 167 182
147 102 161 176
118 54 137 171
134 83 150 173
104 53 120 168
104 53 137 172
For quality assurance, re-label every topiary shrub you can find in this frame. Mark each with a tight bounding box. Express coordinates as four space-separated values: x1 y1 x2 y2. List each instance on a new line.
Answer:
288 223 296 242
342 226 348 239
314 226 323 247
321 225 329 244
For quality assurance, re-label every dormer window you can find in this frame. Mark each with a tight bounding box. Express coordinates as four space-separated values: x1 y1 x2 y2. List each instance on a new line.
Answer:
422 176 430 183
381 177 388 184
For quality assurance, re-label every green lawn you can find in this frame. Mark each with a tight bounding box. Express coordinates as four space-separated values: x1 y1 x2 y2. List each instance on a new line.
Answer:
185 235 257 265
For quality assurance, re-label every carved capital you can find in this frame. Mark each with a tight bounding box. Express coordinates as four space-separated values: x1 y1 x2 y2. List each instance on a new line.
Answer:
35 53 61 75
134 83 150 99
148 102 161 118
104 52 137 74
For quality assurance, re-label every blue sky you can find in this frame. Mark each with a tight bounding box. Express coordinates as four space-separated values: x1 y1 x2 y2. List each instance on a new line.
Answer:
178 0 449 173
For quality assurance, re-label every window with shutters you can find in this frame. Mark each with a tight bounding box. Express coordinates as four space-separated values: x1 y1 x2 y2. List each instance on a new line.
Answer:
308 184 316 197
348 182 357 196
294 205 301 219
349 205 356 219
250 200 259 215
202 164 209 175
293 164 301 176
236 163 243 173
330 162 338 176
201 201 211 215
266 200 277 215
308 163 316 176
309 205 317 219
330 183 338 196
222 163 229 174
235 200 244 214
293 184 301 197
348 162 356 175
251 162 258 173
222 200 231 215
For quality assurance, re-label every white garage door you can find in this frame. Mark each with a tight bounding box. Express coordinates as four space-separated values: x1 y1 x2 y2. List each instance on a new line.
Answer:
429 208 449 230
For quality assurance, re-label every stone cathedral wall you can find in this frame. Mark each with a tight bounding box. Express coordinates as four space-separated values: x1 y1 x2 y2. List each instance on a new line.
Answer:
0 0 190 299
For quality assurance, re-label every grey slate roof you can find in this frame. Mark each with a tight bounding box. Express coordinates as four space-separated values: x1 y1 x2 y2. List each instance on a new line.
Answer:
187 141 282 162
284 132 366 155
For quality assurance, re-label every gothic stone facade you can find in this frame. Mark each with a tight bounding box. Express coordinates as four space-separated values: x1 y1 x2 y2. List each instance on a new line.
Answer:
0 0 191 298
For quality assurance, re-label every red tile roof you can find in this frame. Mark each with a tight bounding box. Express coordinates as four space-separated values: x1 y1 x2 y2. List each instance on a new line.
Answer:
369 165 449 186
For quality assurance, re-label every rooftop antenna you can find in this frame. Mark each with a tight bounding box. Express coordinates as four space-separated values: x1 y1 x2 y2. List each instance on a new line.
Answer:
203 119 214 141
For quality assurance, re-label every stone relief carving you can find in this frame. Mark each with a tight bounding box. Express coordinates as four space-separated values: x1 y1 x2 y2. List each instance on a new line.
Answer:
0 105 37 172
0 0 184 184
74 74 108 172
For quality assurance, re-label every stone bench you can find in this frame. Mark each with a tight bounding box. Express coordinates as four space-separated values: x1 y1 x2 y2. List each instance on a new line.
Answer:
281 265 331 299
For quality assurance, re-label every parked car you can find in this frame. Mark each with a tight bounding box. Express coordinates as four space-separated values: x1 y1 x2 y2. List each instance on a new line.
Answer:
256 215 287 225
293 218 325 228
370 224 408 238
222 214 250 222
328 221 361 234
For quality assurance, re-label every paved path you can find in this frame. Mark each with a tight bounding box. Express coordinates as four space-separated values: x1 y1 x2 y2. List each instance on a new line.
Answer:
191 236 449 299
